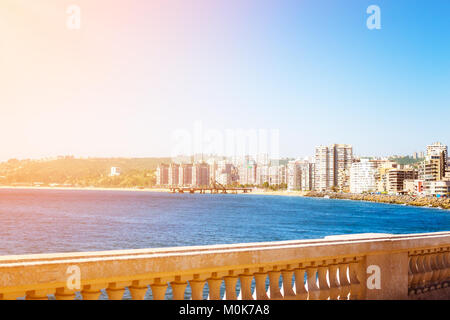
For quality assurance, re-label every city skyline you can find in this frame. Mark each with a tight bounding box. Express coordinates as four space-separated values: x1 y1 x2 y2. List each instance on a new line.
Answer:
1 1 450 161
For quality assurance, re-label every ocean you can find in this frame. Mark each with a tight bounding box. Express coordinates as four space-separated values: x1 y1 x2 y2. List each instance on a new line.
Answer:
1 188 449 255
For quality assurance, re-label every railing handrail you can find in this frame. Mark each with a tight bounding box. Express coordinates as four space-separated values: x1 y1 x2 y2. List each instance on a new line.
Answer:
1 232 449 265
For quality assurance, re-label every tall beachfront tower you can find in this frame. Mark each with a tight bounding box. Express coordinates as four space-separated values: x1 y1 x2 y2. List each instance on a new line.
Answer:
314 144 353 192
426 142 448 160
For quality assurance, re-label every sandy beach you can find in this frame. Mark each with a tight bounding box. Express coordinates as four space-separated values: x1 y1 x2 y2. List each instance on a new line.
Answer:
1 185 448 210
0 185 312 197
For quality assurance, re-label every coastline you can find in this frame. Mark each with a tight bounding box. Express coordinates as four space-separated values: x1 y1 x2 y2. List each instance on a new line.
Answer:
0 186 170 193
0 185 448 210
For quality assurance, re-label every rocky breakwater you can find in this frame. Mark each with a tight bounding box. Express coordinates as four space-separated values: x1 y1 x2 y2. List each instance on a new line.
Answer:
305 191 450 210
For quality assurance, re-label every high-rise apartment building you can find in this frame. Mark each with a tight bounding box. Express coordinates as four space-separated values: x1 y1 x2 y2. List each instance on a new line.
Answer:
299 161 315 191
178 164 193 187
287 161 301 190
168 163 180 186
426 142 448 160
350 159 378 193
314 144 353 191
238 160 257 185
256 165 270 186
420 150 447 195
268 165 287 186
156 164 169 186
192 163 210 187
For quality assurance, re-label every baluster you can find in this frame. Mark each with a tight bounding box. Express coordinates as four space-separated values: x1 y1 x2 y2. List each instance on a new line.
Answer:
253 269 269 300
349 261 362 300
281 269 296 300
267 269 283 300
328 264 340 300
150 279 168 300
429 252 440 288
55 288 76 300
415 254 426 292
317 264 330 300
433 251 444 288
223 275 238 300
293 268 308 300
171 277 188 300
190 275 206 300
338 262 351 300
356 260 366 300
81 284 104 300
306 266 320 300
129 280 150 300
409 255 420 291
106 282 129 300
26 289 54 300
422 253 433 290
238 270 254 300
408 256 414 293
443 250 450 287
207 274 223 300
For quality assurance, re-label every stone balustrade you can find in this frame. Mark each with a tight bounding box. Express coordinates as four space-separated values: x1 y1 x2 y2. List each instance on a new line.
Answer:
0 232 449 300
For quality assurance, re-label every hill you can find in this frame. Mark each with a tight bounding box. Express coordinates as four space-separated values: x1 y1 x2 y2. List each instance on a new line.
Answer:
0 157 171 188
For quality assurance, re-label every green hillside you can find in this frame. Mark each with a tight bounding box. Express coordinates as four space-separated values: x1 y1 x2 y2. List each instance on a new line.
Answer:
0 157 171 188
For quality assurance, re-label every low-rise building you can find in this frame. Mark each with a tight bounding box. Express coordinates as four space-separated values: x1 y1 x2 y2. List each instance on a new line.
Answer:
428 180 450 197
387 169 418 194
403 179 424 195
110 167 121 177
376 161 398 193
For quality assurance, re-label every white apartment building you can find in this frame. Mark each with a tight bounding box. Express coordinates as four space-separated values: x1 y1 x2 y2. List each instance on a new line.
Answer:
238 160 257 185
349 159 378 194
110 167 121 177
299 162 315 191
268 165 287 186
287 161 301 190
426 142 448 160
428 180 450 196
256 165 270 186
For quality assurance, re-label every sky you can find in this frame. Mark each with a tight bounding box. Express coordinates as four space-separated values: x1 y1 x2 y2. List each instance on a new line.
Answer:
0 0 449 161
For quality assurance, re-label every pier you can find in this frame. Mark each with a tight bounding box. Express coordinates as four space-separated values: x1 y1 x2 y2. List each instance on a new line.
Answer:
169 186 252 194
169 180 252 194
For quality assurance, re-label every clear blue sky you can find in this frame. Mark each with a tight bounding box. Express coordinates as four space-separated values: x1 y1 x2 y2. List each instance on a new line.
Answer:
1 0 449 160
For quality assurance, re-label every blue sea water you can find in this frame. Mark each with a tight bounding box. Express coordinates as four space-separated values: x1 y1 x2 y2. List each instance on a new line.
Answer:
0 188 449 255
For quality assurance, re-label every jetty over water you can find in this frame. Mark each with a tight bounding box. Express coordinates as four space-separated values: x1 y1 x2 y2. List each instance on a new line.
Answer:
169 180 252 194
169 186 252 194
